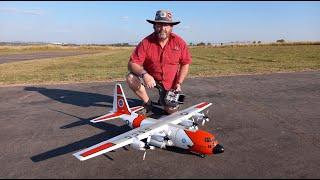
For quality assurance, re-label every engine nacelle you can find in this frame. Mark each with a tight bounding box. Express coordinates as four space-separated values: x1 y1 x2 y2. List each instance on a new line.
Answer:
179 120 194 127
192 114 204 121
130 140 146 151
149 139 174 149
149 139 166 149
151 135 165 142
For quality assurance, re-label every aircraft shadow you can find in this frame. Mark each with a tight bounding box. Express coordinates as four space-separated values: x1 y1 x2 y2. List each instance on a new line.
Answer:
28 86 193 162
30 111 132 162
30 108 195 162
164 146 194 156
24 86 143 108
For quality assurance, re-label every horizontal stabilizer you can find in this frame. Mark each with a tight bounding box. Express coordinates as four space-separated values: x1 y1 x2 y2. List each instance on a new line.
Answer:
90 112 124 123
130 106 144 113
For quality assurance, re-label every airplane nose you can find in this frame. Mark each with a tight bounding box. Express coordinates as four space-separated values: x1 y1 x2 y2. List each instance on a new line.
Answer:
213 144 224 154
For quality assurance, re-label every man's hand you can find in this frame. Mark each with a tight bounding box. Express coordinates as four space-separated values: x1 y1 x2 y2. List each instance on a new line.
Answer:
143 73 156 88
175 83 182 92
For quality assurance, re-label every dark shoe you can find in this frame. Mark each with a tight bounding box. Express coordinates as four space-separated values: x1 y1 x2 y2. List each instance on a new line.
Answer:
140 100 153 116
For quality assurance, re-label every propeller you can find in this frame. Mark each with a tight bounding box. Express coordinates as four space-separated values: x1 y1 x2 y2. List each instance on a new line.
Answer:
143 151 147 161
191 111 210 127
201 109 210 126
189 115 199 130
191 121 199 130
201 115 210 126
142 136 155 161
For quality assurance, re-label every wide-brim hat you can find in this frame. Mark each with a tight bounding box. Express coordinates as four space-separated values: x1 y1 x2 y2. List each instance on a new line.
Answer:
146 10 180 25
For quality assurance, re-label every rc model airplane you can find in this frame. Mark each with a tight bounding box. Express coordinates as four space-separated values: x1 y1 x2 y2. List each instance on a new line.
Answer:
73 83 224 161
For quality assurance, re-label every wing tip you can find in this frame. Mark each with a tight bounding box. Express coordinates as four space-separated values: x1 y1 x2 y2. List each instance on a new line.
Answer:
196 102 212 109
73 153 86 161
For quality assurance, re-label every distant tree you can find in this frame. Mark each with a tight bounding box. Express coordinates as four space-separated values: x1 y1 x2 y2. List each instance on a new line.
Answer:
276 39 285 43
189 42 193 46
207 42 212 46
197 42 206 46
220 43 223 46
257 41 261 44
253 41 256 44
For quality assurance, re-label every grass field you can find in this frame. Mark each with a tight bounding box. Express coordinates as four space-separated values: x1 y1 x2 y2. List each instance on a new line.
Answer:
0 44 319 86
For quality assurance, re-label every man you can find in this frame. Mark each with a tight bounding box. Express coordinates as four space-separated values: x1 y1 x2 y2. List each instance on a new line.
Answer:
126 10 192 115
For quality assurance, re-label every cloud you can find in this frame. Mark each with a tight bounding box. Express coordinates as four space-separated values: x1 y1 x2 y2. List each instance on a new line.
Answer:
121 16 129 21
47 29 72 33
0 7 44 15
177 25 191 31
181 25 191 30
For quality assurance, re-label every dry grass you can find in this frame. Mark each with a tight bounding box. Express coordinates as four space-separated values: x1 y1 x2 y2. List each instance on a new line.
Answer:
0 44 319 86
0 45 133 55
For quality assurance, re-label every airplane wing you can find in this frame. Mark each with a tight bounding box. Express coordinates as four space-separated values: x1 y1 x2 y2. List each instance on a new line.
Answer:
73 118 167 161
157 102 212 125
73 102 211 161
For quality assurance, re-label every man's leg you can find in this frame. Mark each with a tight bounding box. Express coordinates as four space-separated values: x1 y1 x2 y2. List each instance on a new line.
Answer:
126 73 153 115
126 73 149 104
164 105 179 114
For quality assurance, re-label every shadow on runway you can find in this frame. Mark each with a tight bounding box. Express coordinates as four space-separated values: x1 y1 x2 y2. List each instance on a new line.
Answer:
24 86 143 108
30 111 132 162
28 87 196 162
30 108 195 162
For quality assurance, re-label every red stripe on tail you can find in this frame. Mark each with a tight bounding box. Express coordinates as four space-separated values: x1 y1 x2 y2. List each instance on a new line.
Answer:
117 85 123 95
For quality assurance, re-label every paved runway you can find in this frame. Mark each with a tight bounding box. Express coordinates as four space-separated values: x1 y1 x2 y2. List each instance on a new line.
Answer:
0 71 319 178
0 51 98 64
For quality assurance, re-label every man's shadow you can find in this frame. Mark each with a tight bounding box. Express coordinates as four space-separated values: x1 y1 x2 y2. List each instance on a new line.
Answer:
24 86 143 108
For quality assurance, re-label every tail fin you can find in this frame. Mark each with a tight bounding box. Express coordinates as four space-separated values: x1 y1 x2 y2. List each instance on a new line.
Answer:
112 83 131 115
91 83 143 123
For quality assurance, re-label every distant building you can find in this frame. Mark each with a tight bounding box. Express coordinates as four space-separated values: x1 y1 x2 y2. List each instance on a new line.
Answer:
51 42 63 45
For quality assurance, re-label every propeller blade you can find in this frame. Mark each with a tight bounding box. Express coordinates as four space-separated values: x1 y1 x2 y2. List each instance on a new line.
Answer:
143 151 147 160
191 117 195 122
202 120 205 126
147 136 151 143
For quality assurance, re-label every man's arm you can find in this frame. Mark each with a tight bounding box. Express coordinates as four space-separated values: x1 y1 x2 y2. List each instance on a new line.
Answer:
128 61 147 76
175 64 189 91
128 61 156 88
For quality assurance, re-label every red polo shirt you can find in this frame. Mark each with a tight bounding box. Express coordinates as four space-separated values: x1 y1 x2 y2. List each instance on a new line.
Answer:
130 32 192 90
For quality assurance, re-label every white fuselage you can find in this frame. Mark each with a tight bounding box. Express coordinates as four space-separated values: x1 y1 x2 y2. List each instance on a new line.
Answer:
120 112 195 150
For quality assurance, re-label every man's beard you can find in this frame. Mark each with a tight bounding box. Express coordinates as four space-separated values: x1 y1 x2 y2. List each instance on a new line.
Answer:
156 30 170 41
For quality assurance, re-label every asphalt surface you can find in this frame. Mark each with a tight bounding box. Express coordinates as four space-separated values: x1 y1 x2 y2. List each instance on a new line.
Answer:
0 51 98 64
0 71 319 178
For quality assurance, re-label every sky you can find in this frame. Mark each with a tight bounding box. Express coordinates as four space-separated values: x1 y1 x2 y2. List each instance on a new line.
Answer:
0 1 319 44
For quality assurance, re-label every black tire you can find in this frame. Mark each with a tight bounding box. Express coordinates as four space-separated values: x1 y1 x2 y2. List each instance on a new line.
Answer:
200 154 206 158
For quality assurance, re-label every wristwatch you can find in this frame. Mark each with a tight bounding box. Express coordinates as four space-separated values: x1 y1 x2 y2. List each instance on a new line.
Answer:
140 70 148 78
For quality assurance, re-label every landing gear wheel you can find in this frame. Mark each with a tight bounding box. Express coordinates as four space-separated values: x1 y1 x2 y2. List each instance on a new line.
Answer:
199 154 206 158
